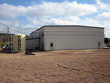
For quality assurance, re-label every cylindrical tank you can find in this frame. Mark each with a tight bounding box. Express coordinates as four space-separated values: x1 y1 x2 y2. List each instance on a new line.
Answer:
13 34 26 52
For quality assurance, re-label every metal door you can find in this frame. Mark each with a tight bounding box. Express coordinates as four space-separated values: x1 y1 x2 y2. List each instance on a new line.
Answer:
50 42 54 50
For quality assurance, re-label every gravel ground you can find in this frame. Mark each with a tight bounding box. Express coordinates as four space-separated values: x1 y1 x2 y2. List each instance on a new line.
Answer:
0 49 110 83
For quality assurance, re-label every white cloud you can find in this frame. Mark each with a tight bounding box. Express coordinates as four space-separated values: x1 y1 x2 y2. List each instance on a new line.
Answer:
96 0 110 20
0 20 11 33
98 12 110 20
0 1 97 19
14 21 20 27
0 20 21 34
26 1 97 17
0 3 27 19
103 21 110 37
96 0 107 10
30 16 103 27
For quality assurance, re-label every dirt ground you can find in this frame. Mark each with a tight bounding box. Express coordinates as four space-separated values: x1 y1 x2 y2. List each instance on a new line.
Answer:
0 49 110 83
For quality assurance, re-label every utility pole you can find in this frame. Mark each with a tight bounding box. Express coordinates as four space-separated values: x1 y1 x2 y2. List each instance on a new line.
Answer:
7 28 9 43
0 22 10 44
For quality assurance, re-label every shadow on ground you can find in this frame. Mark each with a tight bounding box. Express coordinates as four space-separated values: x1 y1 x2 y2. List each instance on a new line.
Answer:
0 48 12 53
25 50 35 55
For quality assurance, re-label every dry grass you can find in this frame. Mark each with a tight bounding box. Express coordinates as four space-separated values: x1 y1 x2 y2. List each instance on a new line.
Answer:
0 49 110 83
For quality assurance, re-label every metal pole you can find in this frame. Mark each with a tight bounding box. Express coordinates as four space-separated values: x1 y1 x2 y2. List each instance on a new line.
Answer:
11 35 12 52
7 28 9 45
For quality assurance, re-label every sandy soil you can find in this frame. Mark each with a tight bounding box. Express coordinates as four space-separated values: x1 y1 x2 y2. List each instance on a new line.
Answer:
0 49 110 83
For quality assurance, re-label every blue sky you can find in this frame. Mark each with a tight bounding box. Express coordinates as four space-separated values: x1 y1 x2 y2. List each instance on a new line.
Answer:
0 0 110 37
0 0 96 6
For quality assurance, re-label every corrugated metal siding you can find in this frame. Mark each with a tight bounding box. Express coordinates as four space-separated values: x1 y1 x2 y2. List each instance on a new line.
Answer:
26 39 39 50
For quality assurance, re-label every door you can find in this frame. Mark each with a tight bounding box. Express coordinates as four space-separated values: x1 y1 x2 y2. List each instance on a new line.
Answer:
50 42 54 50
98 42 101 49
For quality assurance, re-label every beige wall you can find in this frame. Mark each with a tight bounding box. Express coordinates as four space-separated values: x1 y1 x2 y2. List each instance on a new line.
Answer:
44 33 104 50
43 26 104 51
30 26 104 51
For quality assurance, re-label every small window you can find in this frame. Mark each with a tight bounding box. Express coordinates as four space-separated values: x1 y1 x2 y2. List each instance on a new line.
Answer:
50 43 53 47
98 42 101 49
98 42 101 47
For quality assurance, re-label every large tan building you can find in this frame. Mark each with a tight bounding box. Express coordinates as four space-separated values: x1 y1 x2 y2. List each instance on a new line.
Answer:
27 25 104 51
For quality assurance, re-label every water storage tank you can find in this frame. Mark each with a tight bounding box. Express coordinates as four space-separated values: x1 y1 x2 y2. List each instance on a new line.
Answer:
13 34 26 52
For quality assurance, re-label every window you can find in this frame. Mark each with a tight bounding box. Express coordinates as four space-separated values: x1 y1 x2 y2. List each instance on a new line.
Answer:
98 42 101 48
50 43 53 47
98 42 101 47
50 42 54 50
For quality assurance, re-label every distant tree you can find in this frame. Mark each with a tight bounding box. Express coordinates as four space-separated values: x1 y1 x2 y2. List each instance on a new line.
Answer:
104 38 109 45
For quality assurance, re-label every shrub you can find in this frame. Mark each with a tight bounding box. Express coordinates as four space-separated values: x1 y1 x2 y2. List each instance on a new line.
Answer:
0 43 5 47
